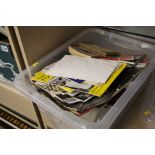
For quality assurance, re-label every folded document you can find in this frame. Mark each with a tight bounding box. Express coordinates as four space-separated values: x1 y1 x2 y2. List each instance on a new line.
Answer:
46 55 120 83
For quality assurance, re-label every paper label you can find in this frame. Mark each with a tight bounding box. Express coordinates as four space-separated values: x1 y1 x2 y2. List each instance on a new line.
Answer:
1 45 8 52
31 72 54 83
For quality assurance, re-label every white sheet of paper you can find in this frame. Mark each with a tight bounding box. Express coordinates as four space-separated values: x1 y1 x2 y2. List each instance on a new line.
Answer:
46 55 119 83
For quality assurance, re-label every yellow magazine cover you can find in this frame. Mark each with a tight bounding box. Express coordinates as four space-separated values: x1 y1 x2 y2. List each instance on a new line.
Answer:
89 63 127 97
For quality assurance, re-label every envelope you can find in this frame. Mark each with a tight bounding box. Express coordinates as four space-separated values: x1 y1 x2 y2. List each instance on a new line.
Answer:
46 55 120 83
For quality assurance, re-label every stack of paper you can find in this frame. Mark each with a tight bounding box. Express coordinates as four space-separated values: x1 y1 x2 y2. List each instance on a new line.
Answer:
31 55 128 115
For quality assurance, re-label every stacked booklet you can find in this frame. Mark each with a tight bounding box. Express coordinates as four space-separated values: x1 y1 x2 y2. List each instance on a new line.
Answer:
31 43 148 116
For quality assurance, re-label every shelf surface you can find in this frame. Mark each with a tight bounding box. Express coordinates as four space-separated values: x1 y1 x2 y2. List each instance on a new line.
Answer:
0 26 7 37
0 80 39 124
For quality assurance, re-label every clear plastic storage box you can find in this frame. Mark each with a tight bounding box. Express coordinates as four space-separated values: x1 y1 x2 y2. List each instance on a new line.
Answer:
15 28 155 128
140 70 155 128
